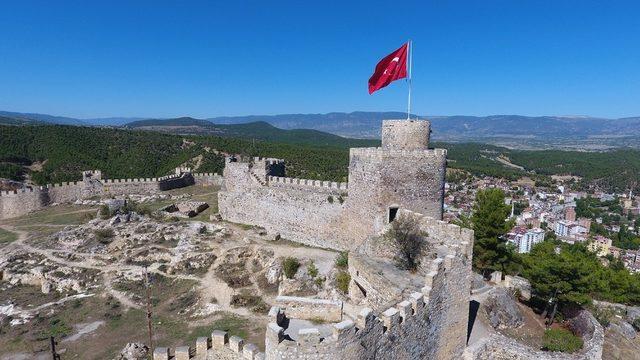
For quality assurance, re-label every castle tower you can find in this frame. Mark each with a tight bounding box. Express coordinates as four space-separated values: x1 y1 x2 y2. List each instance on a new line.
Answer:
346 119 446 237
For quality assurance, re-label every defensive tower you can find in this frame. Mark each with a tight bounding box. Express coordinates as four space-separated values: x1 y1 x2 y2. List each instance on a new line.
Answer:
345 119 446 238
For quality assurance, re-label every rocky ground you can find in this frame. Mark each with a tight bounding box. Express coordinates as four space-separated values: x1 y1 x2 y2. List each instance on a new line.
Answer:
469 279 640 358
0 185 345 359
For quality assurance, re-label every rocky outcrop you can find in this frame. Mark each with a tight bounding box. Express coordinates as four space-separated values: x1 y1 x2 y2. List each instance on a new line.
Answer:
483 288 524 329
609 321 636 340
116 342 149 360
465 310 604 360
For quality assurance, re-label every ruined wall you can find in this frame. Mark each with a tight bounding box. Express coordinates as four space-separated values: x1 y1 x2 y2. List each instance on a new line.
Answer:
265 242 472 360
0 170 198 219
153 330 264 360
0 187 52 218
274 296 343 322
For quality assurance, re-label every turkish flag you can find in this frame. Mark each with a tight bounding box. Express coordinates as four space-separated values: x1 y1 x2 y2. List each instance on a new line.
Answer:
368 43 408 94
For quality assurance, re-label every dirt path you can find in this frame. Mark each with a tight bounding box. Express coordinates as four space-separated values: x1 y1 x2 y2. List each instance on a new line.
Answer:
198 255 250 316
102 272 142 310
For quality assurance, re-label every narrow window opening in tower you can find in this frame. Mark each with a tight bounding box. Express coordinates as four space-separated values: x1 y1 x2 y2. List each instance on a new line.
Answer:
388 206 399 222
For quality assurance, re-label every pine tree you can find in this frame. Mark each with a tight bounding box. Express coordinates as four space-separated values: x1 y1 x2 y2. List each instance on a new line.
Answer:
471 188 514 275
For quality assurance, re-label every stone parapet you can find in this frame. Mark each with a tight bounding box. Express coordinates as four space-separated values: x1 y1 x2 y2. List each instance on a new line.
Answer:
267 176 348 192
274 296 343 322
153 330 264 360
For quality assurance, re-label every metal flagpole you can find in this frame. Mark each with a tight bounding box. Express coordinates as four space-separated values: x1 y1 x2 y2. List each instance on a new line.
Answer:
407 40 413 120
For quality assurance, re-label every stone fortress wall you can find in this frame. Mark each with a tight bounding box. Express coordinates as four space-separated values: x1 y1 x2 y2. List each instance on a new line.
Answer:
152 210 473 360
264 211 473 360
217 119 447 250
0 168 223 219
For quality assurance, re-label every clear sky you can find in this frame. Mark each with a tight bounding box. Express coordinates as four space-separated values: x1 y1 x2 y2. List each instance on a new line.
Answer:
0 1 639 119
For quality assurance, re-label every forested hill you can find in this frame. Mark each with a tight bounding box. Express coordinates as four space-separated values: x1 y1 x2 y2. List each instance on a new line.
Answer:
4 110 640 149
123 118 378 147
0 124 639 193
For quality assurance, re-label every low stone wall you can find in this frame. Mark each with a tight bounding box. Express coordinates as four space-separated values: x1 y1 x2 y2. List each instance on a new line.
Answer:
489 271 532 301
274 296 343 322
464 310 604 360
153 330 263 360
348 255 404 310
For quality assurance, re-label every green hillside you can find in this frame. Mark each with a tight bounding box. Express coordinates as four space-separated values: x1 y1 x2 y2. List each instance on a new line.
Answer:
1 124 639 192
124 118 378 147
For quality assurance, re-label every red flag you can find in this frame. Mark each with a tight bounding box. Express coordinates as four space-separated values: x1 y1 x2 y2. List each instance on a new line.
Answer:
368 43 408 94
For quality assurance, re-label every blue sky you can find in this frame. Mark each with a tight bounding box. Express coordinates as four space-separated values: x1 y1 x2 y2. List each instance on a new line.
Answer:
0 1 639 119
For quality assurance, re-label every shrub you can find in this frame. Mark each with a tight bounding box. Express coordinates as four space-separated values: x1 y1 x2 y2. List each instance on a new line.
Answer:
98 205 112 219
327 196 334 203
542 328 583 353
335 251 348 268
94 228 115 243
282 257 301 279
335 271 350 294
384 215 428 271
46 317 72 338
307 262 318 278
230 293 269 314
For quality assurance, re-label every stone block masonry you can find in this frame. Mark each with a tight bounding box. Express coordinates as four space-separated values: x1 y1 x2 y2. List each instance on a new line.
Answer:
218 119 447 250
264 229 472 360
0 168 208 219
152 330 264 360
274 296 343 322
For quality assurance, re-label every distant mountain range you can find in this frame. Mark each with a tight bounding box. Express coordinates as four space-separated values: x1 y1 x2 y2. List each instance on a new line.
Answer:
2 110 640 149
124 117 377 147
0 111 141 126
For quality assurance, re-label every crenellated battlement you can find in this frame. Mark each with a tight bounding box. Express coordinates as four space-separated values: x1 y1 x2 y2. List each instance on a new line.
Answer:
349 147 447 159
267 176 348 191
153 330 264 360
253 156 285 166
192 172 220 178
264 252 460 359
0 169 201 219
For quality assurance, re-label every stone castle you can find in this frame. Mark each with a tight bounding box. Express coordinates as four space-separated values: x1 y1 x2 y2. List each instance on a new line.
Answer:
1 119 479 359
218 119 447 250
148 119 475 359
0 168 222 219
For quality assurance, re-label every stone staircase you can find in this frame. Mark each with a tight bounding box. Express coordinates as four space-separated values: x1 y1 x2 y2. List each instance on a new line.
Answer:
249 170 266 186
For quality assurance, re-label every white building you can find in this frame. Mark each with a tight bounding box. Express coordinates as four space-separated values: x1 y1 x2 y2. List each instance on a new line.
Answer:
508 226 546 253
555 221 570 237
